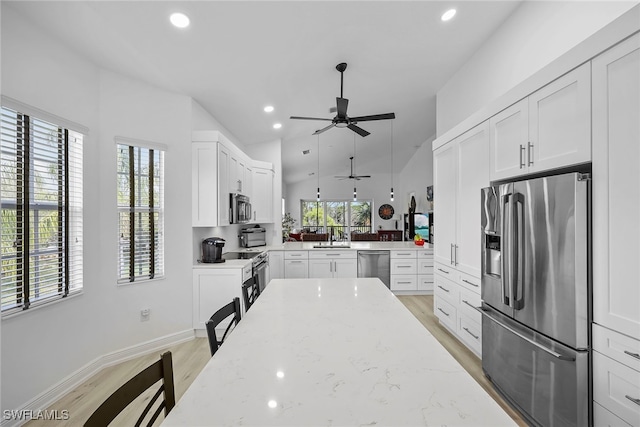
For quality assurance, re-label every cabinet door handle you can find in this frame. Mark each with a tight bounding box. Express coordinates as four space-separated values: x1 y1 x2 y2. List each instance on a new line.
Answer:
462 300 478 311
625 395 640 406
519 145 525 168
397 265 412 268
290 260 302 264
463 327 479 340
624 350 640 360
437 268 450 274
528 142 534 166
462 279 479 287
437 285 450 292
450 244 455 265
455 244 459 266
398 281 412 284
437 307 450 317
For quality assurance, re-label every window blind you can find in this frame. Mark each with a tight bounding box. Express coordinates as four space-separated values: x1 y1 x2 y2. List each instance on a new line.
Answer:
117 144 164 283
1 106 83 313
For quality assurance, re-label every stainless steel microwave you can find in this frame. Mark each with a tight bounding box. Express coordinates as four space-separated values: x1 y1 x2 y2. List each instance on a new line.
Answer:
230 193 251 224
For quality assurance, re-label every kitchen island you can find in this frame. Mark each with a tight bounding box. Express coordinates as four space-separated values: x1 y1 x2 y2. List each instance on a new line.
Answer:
163 278 515 426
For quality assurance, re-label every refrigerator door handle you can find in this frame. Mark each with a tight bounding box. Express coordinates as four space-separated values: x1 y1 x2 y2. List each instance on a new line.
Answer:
513 192 525 310
480 308 576 361
501 193 511 306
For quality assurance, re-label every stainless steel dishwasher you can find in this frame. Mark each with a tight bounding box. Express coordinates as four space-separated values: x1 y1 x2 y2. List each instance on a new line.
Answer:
357 251 390 288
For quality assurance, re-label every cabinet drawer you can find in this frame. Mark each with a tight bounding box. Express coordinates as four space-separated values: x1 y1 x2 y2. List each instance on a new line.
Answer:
417 250 434 259
594 402 633 427
285 251 308 259
457 270 481 293
418 259 434 275
594 351 640 426
417 275 433 292
458 313 482 356
308 250 356 259
594 323 640 372
391 259 417 274
434 262 455 278
391 250 417 259
390 275 418 291
459 287 482 324
435 296 457 331
434 275 459 305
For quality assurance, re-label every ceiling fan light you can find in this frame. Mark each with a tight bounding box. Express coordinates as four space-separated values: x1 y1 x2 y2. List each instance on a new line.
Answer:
441 8 456 22
353 187 357 201
390 187 394 202
169 12 190 28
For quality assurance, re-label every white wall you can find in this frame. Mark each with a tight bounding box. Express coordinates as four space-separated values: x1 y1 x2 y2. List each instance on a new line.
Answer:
285 173 402 233
397 136 435 215
1 6 194 414
436 1 637 136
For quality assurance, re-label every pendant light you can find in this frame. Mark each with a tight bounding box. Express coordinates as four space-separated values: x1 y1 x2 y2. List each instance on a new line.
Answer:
390 121 394 202
316 134 320 201
353 133 357 201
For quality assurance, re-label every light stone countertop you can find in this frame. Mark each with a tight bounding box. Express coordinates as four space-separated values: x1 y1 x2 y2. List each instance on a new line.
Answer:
162 278 515 427
194 242 433 269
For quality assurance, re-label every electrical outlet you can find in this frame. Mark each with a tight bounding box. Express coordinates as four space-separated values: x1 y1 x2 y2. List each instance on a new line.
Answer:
140 308 150 321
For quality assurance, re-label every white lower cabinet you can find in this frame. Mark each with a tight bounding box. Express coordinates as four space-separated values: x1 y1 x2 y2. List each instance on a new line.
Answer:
193 266 251 333
434 262 482 357
268 251 284 281
593 324 640 427
390 249 433 292
595 402 633 427
284 251 308 279
308 251 357 279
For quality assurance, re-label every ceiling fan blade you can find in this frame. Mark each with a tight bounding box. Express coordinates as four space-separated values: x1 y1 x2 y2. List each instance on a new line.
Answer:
350 112 396 122
356 175 371 178
290 116 333 121
336 97 349 119
313 123 336 135
347 124 370 137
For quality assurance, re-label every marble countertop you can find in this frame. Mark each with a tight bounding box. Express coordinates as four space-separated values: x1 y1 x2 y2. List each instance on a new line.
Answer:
162 278 514 426
194 242 433 269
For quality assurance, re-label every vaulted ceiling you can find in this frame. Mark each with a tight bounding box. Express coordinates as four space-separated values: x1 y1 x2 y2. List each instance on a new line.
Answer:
5 1 522 184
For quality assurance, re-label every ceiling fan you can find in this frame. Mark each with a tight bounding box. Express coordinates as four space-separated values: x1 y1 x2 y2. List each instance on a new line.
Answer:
290 62 396 137
335 156 371 180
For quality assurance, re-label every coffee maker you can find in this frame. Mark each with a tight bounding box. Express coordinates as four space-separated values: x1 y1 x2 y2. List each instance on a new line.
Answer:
201 237 225 263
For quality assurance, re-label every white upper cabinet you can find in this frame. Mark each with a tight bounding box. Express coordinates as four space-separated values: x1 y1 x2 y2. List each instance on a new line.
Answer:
592 33 640 340
434 121 490 277
192 131 273 227
490 63 591 181
252 165 274 223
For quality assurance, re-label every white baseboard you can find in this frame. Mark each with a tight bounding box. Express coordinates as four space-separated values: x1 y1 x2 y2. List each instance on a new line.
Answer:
1 329 195 427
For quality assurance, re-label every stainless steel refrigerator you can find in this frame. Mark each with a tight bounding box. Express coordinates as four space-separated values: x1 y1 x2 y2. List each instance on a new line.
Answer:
480 172 591 427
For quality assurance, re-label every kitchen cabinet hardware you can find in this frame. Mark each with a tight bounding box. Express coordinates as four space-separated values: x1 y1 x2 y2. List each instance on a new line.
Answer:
625 395 640 406
437 285 450 292
463 327 479 340
450 244 455 265
437 268 450 274
624 350 640 360
437 307 450 317
462 279 478 287
519 145 525 168
528 142 534 166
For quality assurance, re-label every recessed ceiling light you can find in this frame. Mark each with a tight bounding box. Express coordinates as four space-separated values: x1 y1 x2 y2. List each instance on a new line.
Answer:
441 9 456 22
264 105 274 113
170 12 190 28
273 123 282 129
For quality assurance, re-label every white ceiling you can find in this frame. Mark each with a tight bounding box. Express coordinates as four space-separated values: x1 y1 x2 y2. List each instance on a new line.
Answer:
6 1 522 184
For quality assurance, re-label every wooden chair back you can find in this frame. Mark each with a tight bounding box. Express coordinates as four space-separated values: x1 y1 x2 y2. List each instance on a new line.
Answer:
84 351 175 427
205 297 242 356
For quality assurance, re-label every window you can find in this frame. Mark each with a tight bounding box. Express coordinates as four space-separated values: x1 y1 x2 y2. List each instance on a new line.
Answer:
300 199 372 240
1 106 83 313
117 142 164 283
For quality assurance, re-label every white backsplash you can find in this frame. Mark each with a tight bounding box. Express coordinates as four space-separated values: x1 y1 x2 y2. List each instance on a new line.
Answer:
193 223 275 262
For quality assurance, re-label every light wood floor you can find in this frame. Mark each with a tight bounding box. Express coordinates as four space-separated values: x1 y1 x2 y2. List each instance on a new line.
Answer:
26 295 526 426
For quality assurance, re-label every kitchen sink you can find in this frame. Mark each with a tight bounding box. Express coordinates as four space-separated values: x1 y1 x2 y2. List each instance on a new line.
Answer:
312 243 351 248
